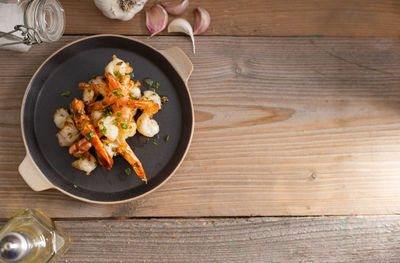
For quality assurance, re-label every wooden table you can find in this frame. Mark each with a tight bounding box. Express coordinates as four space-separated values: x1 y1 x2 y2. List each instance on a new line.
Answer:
1 0 400 261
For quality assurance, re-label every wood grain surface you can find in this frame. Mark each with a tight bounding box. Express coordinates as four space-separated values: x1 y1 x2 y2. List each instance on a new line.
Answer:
1 36 400 217
61 0 400 37
51 216 400 262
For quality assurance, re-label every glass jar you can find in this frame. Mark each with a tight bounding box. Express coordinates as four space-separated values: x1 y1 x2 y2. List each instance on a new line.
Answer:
0 209 71 263
0 0 65 52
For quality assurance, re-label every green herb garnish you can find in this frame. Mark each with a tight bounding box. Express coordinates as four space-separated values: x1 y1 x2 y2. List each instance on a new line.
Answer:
153 138 159 146
112 90 123 98
100 127 107 135
73 184 78 189
165 135 170 142
61 91 71 97
143 78 154 87
90 75 96 80
154 81 160 89
81 155 86 160
121 123 129 129
125 167 132 175
102 101 107 105
85 131 94 141
116 112 122 117
114 71 121 78
99 121 104 125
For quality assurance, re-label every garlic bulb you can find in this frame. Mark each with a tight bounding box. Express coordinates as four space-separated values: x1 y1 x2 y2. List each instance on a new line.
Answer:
160 0 189 15
146 4 168 37
94 0 148 21
168 18 195 54
193 7 210 35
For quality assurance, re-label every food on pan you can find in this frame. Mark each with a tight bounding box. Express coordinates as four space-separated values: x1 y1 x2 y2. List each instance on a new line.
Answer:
53 56 164 183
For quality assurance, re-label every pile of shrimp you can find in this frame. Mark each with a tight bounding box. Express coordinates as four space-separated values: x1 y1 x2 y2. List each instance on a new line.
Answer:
53 55 163 183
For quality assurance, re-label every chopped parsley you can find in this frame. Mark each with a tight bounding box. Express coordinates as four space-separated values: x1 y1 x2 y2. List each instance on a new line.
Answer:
153 138 159 146
61 91 71 97
90 75 96 80
99 127 107 135
73 184 78 189
125 167 132 175
81 155 86 160
99 121 104 125
121 123 129 129
112 90 123 98
112 118 121 125
114 71 121 78
165 135 170 142
143 78 154 87
116 112 122 117
85 131 94 141
154 81 160 89
102 101 107 105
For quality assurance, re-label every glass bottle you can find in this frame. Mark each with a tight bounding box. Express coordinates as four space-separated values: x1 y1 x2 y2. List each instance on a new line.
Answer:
0 209 71 263
0 0 65 52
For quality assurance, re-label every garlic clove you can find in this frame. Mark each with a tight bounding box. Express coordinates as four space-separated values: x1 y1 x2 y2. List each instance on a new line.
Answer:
146 4 168 37
193 7 210 35
168 18 195 54
160 0 189 16
94 0 147 21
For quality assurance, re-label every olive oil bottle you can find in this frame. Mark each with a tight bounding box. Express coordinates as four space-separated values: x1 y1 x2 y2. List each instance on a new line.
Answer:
0 209 70 263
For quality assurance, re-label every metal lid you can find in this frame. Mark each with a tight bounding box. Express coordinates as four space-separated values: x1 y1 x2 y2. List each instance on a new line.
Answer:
0 232 30 262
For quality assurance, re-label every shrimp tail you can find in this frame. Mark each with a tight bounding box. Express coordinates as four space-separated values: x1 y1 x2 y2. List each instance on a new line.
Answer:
118 140 147 183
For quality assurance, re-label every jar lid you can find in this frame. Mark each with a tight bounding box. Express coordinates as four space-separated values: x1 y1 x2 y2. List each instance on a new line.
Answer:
0 232 30 262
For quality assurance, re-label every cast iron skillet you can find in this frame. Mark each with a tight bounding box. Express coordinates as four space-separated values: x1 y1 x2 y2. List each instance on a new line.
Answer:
18 35 194 204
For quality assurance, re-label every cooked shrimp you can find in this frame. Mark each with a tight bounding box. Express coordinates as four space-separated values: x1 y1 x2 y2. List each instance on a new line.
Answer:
141 90 161 109
89 76 108 97
136 112 159 137
86 73 121 112
69 138 92 158
105 55 133 76
82 85 96 105
90 110 104 125
117 139 146 183
119 120 137 140
70 98 113 169
120 98 160 115
56 121 80 147
71 152 97 175
53 108 70 129
55 55 165 180
103 139 119 158
98 115 119 142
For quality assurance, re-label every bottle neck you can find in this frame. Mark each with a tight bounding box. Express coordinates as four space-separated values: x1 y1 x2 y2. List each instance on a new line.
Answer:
24 0 65 43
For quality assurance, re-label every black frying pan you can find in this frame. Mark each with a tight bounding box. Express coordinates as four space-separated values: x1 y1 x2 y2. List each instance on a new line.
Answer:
18 35 194 203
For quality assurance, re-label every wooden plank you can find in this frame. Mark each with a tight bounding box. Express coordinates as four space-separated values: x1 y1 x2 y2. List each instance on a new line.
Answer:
60 0 400 37
52 216 400 262
1 36 400 217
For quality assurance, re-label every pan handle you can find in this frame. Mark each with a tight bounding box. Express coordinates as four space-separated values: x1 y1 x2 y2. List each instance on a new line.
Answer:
160 47 193 85
18 154 53 191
